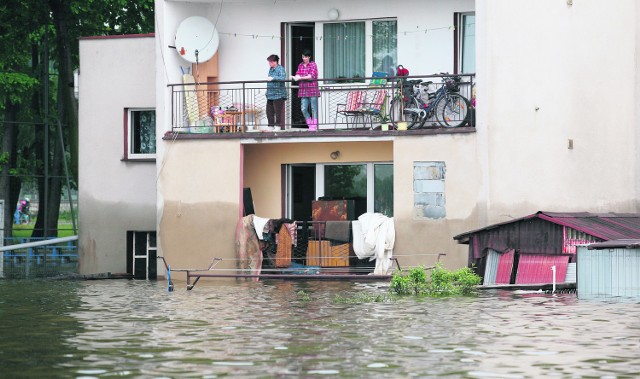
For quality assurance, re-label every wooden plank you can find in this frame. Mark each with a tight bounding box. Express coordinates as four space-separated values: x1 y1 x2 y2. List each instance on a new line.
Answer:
276 227 292 268
307 240 330 266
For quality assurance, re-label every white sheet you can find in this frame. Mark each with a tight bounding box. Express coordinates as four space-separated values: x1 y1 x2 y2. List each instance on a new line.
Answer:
352 213 395 275
252 216 270 240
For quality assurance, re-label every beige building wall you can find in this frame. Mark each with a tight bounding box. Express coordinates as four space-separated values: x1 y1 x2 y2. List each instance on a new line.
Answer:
393 135 481 269
477 0 640 228
78 35 157 275
158 139 241 279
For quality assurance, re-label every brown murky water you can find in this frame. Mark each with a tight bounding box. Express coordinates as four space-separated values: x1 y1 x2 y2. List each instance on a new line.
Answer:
0 279 639 378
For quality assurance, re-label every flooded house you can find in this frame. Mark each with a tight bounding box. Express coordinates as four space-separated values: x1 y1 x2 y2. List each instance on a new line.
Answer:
454 212 640 286
78 1 640 282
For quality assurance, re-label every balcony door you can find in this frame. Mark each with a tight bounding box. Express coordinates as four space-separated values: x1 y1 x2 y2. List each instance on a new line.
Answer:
286 163 393 221
287 23 314 129
287 165 316 221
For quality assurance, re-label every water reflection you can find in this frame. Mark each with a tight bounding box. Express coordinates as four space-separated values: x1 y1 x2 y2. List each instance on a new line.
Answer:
0 279 639 378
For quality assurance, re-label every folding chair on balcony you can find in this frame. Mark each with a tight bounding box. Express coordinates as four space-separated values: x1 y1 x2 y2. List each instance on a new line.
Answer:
335 90 365 129
356 89 387 129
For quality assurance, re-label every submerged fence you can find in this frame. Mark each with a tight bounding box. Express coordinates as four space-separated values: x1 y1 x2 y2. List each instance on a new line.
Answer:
1 236 78 279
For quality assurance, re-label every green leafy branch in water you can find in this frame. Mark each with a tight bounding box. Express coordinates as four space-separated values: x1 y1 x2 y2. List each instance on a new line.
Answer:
390 264 481 297
333 293 394 304
297 290 311 302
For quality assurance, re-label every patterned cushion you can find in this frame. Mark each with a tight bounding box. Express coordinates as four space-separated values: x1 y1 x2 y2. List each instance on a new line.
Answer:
358 90 386 113
346 91 364 111
371 90 386 107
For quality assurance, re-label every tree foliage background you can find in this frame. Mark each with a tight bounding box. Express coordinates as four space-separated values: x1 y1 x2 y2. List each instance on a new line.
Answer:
0 0 154 238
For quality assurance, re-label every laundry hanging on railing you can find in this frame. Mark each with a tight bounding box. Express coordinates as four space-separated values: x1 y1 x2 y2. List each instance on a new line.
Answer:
352 213 395 275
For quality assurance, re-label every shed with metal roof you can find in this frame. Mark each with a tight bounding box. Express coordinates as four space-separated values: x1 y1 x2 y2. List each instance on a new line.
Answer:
453 212 640 286
576 239 640 298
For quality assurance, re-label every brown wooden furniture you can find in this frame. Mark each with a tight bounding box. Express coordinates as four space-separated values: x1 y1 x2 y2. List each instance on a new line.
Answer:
276 227 292 268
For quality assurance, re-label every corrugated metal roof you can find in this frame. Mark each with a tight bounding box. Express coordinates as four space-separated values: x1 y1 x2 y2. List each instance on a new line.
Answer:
587 239 640 250
454 211 640 243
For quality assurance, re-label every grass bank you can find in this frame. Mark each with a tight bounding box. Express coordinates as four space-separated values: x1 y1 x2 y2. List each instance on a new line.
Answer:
11 211 77 239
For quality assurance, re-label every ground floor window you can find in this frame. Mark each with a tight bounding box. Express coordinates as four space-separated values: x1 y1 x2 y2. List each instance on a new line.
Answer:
287 162 393 220
126 231 157 280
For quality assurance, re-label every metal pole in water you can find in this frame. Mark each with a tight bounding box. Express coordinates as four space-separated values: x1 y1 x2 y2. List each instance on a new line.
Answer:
167 265 174 292
551 265 556 294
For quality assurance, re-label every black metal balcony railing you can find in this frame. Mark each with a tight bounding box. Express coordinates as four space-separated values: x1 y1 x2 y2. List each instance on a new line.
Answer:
168 73 475 134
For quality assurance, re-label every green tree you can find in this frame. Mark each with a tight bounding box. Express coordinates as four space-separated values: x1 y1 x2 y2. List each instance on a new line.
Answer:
1 0 154 238
0 0 44 237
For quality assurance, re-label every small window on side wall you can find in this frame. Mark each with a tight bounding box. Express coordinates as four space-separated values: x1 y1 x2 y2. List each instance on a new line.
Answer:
125 108 156 160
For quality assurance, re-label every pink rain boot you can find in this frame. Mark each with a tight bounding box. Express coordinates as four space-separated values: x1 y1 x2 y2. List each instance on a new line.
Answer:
311 118 318 131
306 118 313 131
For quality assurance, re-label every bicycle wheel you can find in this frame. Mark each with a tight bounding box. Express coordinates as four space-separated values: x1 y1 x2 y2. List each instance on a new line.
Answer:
390 96 421 130
438 93 470 128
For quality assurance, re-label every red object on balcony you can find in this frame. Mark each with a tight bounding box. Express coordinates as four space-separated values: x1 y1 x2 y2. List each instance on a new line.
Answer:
396 65 409 77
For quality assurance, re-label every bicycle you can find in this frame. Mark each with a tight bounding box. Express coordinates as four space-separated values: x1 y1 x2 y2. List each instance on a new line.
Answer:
389 74 471 129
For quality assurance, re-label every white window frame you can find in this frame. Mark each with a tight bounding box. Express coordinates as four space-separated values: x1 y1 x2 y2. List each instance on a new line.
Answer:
286 162 392 218
125 108 156 161
456 12 476 74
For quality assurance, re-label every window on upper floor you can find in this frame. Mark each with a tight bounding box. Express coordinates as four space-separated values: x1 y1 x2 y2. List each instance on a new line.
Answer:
323 19 397 83
456 12 476 74
125 108 156 160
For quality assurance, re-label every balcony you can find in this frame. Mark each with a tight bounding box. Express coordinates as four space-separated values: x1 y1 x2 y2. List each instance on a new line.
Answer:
167 73 476 138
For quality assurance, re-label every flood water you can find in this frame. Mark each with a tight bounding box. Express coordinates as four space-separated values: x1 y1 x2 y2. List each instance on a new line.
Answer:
1 279 639 378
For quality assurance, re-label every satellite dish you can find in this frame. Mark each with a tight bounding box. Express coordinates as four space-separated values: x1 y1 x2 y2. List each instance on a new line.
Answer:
174 16 219 63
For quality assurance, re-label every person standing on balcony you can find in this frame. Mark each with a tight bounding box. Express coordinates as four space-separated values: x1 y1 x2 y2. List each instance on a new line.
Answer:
266 54 287 130
292 49 320 131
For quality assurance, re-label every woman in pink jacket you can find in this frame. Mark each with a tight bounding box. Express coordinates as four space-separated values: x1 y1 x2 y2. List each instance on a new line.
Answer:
293 49 320 131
